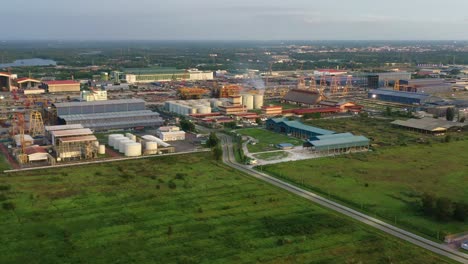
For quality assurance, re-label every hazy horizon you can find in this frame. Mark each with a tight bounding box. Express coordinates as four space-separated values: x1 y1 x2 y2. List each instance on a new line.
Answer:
2 0 468 41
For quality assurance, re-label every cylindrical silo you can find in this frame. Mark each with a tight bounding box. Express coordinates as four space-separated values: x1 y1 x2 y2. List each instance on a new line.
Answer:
242 94 254 110
145 141 158 154
98 145 106 155
108 134 124 148
119 138 134 153
254 94 264 109
125 142 142 157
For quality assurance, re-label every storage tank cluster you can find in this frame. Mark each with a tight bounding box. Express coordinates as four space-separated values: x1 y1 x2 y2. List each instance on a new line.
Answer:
165 99 228 116
107 133 142 157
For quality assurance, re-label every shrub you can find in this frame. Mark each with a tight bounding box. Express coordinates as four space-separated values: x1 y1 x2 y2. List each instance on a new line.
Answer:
0 185 11 191
175 173 186 180
2 202 16 210
168 180 177 189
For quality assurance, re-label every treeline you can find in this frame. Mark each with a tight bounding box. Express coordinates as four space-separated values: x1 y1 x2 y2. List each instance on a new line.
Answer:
421 193 468 221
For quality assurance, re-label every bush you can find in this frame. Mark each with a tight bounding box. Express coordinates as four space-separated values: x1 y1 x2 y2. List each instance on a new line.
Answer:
175 173 186 180
435 197 453 221
168 180 177 189
2 202 16 210
0 194 8 202
453 202 468 221
0 185 11 191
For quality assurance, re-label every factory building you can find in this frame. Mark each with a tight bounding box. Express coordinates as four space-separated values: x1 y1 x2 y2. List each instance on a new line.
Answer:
282 89 321 106
262 105 283 116
391 118 466 135
266 118 335 139
123 67 213 83
396 79 451 94
16 77 41 89
52 99 163 131
368 89 440 105
305 133 370 154
366 72 412 88
81 90 108 101
156 126 186 141
44 125 99 161
0 72 13 91
42 80 81 93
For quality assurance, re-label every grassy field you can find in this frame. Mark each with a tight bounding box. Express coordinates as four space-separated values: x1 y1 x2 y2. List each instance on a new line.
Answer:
260 141 468 240
305 116 451 147
235 128 303 153
0 153 452 263
253 151 289 161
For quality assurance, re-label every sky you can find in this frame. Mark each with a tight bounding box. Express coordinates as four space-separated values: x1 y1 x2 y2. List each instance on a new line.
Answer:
2 0 468 40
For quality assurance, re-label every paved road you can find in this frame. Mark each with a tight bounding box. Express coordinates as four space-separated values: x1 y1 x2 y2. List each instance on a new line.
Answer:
218 134 468 264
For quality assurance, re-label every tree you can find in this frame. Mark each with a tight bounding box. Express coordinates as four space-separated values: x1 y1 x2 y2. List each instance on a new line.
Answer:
385 106 392 116
421 193 436 216
446 107 455 121
180 118 195 132
460 116 466 123
435 197 453 221
255 117 262 125
453 202 468 221
213 145 223 161
167 225 173 235
206 132 220 148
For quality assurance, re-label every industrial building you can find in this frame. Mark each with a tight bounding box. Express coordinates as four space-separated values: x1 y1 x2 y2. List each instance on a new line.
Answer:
44 124 99 161
391 117 466 135
266 118 335 139
368 89 440 105
366 72 412 89
52 99 164 131
81 90 107 101
262 105 283 116
123 67 213 83
282 89 321 106
396 79 451 93
156 126 186 141
305 133 370 154
16 77 41 90
42 80 81 93
0 72 13 91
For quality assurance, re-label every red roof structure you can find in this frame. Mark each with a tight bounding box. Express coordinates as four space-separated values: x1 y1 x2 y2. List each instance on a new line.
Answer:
16 77 41 83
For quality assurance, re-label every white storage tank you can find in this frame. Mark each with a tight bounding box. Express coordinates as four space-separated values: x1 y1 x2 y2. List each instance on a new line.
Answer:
242 94 254 110
108 134 124 148
125 142 142 157
119 139 134 153
98 145 106 155
254 94 264 109
197 105 211 114
131 135 137 141
145 141 158 154
125 133 133 139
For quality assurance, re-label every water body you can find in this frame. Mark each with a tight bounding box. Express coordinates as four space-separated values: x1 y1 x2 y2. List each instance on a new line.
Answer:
0 58 57 68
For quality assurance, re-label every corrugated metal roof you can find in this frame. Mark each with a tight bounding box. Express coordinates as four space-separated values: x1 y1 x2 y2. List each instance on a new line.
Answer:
283 89 321 105
43 80 79 85
51 128 93 137
368 89 430 100
59 135 97 143
59 110 159 121
45 124 84 131
391 118 465 132
314 133 354 140
54 99 145 108
308 135 370 150
269 118 335 135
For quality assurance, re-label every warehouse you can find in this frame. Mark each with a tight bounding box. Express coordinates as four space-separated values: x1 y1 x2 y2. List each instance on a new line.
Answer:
123 67 213 83
266 118 335 139
52 99 164 131
391 117 466 135
0 72 12 91
282 89 321 106
305 133 370 154
42 80 80 93
156 126 186 141
396 79 451 94
368 89 439 105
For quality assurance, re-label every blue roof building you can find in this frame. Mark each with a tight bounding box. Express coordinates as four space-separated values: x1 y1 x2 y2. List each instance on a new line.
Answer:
266 118 335 139
305 133 370 154
368 89 439 105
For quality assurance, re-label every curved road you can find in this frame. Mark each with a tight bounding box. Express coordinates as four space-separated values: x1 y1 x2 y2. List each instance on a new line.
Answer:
219 135 468 263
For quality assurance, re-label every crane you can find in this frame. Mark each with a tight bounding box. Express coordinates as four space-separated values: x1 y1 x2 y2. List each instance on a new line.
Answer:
12 112 28 164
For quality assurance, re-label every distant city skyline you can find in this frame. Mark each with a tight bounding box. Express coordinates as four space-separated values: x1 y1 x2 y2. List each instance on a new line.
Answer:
2 0 468 40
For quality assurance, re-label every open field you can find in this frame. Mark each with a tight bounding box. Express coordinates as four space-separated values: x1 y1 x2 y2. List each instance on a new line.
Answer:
260 141 468 240
253 151 289 161
305 116 466 147
0 153 452 263
235 128 303 153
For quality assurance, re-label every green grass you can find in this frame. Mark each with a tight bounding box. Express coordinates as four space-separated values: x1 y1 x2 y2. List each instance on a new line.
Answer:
235 128 303 153
0 153 452 263
305 116 449 147
253 151 289 161
261 141 468 240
